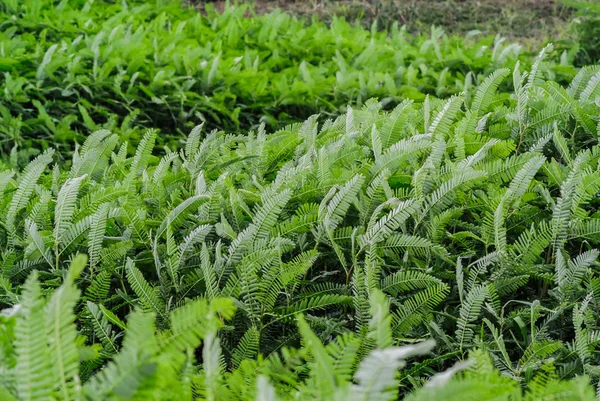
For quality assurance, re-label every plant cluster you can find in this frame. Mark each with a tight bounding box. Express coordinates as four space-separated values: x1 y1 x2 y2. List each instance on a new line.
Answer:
1 38 600 398
561 0 600 66
0 0 577 157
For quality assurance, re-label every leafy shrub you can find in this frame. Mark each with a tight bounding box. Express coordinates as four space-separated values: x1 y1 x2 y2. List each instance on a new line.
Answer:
0 262 595 400
561 0 600 66
0 0 575 156
1 43 600 397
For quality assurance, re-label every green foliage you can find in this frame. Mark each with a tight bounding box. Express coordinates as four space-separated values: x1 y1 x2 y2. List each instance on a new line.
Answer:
0 2 599 396
561 0 600 66
0 0 575 157
0 262 594 400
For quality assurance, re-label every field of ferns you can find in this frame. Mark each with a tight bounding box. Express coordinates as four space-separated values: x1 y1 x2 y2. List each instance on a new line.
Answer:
2 0 600 400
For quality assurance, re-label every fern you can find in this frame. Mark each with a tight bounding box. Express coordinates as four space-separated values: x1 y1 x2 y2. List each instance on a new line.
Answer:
125 258 166 320
88 203 109 272
6 149 55 244
84 310 158 400
0 51 599 400
14 271 52 401
45 255 86 401
456 284 489 349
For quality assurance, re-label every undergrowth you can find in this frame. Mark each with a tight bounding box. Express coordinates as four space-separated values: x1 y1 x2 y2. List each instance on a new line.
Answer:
0 0 578 157
1 42 600 398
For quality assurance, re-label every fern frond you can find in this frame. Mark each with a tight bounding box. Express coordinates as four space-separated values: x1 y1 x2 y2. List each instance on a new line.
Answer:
88 203 109 272
322 175 364 232
351 340 435 401
128 129 157 179
84 310 158 400
125 258 166 320
362 200 418 247
471 69 511 116
6 149 55 243
379 100 414 149
275 295 352 320
45 255 86 401
86 302 121 356
231 327 260 368
456 284 489 349
54 174 87 256
427 94 464 139
380 270 445 296
156 195 209 239
14 271 52 401
368 289 393 349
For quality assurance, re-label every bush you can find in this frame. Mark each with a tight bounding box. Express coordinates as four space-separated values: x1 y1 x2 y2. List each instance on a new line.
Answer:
1 44 600 397
0 0 575 157
561 0 600 65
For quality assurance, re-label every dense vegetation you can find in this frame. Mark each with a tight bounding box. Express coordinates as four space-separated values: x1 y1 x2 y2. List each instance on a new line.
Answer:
562 0 600 66
0 0 578 157
2 0 600 400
